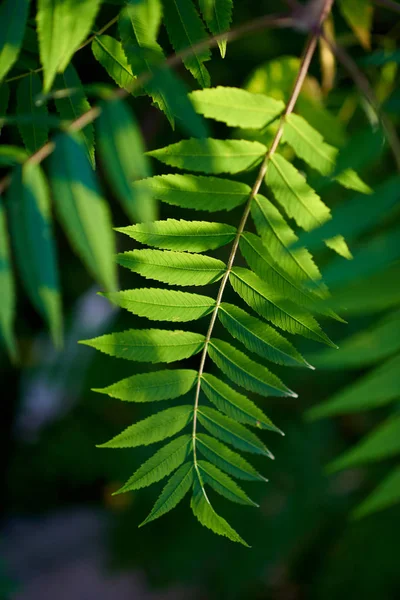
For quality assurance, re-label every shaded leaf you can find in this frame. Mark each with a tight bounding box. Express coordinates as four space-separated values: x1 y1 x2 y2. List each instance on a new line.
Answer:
0 194 17 358
328 414 400 472
8 163 62 346
0 0 29 81
54 64 95 166
97 98 155 223
16 72 49 154
353 466 400 519
49 133 117 292
198 0 233 58
92 34 139 94
162 0 211 87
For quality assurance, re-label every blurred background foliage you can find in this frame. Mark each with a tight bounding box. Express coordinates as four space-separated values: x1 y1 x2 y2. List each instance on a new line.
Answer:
1 0 400 598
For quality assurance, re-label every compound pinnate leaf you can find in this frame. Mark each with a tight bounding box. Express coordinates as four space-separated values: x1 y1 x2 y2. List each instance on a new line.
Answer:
197 460 257 506
198 0 233 58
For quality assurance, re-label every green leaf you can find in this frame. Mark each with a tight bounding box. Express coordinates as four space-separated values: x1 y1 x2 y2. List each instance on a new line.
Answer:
141 462 194 525
191 478 249 546
219 303 310 368
198 0 233 58
98 405 194 449
0 145 27 166
267 154 352 259
196 433 266 481
197 460 257 506
97 98 155 223
239 232 323 313
54 64 95 167
201 372 283 431
49 133 117 292
16 72 49 154
310 309 400 370
307 354 400 419
338 0 373 49
133 174 250 212
230 267 335 347
268 153 329 228
117 219 236 252
117 249 226 286
197 406 272 456
190 86 284 128
81 328 205 362
208 338 295 398
8 164 62 346
282 114 371 193
162 0 211 87
353 466 400 519
295 176 400 253
251 194 322 285
0 82 10 133
322 227 400 289
0 0 29 81
147 138 266 174
37 0 102 92
92 34 139 94
0 194 17 359
328 413 400 472
116 435 192 493
104 288 215 322
93 368 197 402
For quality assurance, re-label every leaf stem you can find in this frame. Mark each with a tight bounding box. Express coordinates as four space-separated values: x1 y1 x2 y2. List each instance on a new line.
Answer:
191 0 334 466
